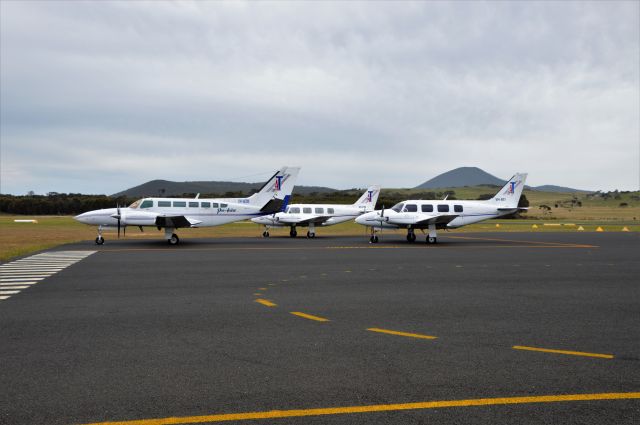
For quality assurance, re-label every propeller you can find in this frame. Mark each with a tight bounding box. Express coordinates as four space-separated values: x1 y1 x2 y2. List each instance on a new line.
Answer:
116 205 122 238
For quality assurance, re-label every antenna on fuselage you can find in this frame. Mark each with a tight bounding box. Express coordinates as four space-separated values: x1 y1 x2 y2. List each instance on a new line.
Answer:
195 193 200 199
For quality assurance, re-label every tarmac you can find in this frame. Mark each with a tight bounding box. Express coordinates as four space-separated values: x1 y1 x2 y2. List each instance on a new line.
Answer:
0 232 638 424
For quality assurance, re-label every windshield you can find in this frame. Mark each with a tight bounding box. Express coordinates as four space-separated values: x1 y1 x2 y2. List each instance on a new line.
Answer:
129 199 142 209
391 203 404 213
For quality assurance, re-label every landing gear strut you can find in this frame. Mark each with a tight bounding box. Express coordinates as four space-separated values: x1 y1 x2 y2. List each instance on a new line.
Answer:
406 228 416 242
95 226 105 245
369 227 379 243
426 224 437 244
165 227 179 245
289 227 297 238
307 223 316 238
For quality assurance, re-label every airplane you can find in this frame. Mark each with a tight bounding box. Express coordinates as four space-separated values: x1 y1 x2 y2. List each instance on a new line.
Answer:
251 185 381 238
74 166 301 245
355 173 527 244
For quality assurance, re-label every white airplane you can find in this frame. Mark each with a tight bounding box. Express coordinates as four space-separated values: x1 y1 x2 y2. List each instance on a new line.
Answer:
251 185 381 238
74 166 301 245
355 173 527 244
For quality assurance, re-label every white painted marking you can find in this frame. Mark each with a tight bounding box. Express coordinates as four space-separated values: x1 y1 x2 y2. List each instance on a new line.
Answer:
0 282 37 286
0 296 10 300
0 273 53 277
0 286 30 289
0 290 20 295
0 277 44 282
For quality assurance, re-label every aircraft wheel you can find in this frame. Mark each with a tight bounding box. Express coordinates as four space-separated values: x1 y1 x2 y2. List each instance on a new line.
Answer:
262 231 270 237
168 234 180 245
95 236 104 245
427 236 437 244
290 229 297 238
407 233 416 242
370 235 379 243
307 231 316 238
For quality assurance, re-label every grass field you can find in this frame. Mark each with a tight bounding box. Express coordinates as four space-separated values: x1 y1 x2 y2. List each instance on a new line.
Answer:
1 213 637 262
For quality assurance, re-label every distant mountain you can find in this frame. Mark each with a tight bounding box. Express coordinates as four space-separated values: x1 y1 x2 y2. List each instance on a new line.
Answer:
112 179 336 198
415 167 504 189
414 167 591 193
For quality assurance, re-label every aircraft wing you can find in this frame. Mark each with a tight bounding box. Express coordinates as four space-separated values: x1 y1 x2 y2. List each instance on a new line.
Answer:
279 215 333 226
413 214 459 227
155 215 203 228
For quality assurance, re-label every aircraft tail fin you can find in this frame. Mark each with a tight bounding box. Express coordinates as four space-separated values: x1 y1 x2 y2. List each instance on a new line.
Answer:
353 185 381 212
248 166 301 213
489 173 528 208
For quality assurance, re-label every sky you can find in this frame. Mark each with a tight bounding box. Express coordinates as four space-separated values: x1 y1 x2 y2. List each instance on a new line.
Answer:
1 0 638 195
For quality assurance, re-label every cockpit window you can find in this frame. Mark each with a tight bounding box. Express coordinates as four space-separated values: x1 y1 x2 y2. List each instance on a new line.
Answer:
129 200 142 209
140 200 153 209
391 203 404 213
289 207 300 214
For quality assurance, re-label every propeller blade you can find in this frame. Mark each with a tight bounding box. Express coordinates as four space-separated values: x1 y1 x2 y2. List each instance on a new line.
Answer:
116 205 121 238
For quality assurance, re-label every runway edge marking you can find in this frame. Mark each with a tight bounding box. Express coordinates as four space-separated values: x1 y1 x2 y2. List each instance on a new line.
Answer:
79 392 640 425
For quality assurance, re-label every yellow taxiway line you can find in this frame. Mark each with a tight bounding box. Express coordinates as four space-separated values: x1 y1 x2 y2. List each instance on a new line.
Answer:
513 345 614 359
290 312 330 322
80 392 640 425
254 299 277 307
367 327 437 340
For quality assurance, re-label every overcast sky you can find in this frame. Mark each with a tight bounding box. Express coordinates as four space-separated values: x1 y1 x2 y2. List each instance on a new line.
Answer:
1 1 638 194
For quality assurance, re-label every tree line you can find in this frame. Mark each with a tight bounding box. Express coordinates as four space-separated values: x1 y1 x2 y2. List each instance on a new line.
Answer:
0 190 528 216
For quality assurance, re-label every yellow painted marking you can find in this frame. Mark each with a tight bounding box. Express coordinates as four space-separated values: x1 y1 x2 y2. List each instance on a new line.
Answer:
268 284 276 286
290 312 329 322
344 270 351 273
367 327 437 340
513 345 613 359
258 287 267 290
253 293 262 296
254 299 277 307
80 392 640 425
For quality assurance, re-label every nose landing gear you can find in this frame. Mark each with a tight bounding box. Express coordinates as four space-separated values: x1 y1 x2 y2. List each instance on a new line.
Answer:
95 226 105 245
406 228 416 242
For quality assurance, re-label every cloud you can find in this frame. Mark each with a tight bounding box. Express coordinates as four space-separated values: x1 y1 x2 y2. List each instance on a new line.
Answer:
1 0 638 194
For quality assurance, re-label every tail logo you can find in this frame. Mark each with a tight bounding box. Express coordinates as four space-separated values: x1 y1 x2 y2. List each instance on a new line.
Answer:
367 190 374 202
274 175 283 191
504 180 519 195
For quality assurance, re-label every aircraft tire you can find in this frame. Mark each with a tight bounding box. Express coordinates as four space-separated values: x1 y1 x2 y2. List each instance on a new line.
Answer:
95 236 104 245
307 231 315 239
290 230 297 238
168 234 180 245
407 233 416 242
370 235 379 243
427 236 437 244
262 231 270 237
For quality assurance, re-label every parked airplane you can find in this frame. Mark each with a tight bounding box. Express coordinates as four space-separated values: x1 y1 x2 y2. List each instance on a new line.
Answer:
251 185 381 238
355 173 527 244
74 166 300 245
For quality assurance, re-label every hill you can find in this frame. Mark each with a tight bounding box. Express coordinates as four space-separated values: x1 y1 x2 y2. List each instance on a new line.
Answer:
112 179 336 198
415 167 505 189
415 167 590 193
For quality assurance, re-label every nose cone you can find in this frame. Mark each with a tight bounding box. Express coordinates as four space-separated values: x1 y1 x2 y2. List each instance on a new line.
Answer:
74 212 90 224
355 211 375 226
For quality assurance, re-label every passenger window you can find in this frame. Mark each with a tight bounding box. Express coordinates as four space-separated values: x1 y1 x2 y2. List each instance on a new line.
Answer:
421 204 433 212
454 205 463 213
437 204 449 212
189 202 199 208
201 202 211 208
327 208 334 214
404 204 417 212
158 201 171 207
220 203 228 208
140 200 154 209
315 208 324 214
212 203 219 208
173 201 186 207
303 207 312 214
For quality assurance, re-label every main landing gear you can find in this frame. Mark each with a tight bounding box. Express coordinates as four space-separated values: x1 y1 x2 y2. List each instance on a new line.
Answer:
165 227 180 245
307 223 316 239
425 224 437 245
262 231 270 237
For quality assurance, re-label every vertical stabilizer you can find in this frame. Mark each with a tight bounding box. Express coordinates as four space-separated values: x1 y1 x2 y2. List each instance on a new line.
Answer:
353 185 381 212
489 173 528 208
248 166 301 212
